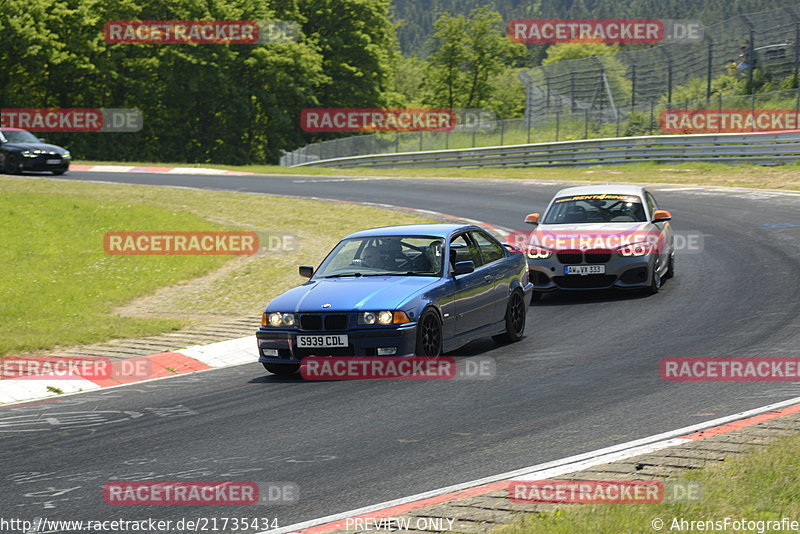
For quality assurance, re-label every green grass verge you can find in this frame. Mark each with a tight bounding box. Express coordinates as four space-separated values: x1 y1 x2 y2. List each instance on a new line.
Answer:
0 176 432 356
76 160 800 191
495 433 800 534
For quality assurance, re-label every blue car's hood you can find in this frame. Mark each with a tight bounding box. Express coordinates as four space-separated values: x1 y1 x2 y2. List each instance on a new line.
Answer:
267 276 439 312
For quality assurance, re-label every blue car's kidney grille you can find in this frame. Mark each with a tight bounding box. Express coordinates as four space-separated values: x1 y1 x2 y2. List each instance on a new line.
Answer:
299 314 347 331
324 315 347 330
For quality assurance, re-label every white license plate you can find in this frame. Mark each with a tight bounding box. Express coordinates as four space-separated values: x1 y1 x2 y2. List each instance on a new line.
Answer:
296 334 348 348
46 159 61 165
564 265 605 276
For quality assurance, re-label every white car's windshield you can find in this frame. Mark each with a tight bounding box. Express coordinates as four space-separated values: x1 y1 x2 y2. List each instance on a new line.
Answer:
314 236 445 278
543 194 647 224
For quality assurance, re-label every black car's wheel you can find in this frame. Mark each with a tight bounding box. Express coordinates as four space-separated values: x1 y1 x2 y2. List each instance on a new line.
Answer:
52 170 66 176
4 154 21 175
262 362 299 376
494 290 526 343
415 308 442 357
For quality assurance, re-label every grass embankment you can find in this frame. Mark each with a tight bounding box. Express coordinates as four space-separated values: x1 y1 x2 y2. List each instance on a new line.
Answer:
495 433 800 534
0 176 432 355
77 160 800 191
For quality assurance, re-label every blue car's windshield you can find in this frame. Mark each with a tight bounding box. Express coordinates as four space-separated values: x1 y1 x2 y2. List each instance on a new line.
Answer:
543 194 647 224
314 236 445 278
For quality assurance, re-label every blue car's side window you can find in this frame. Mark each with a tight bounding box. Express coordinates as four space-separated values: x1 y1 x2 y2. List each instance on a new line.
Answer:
450 234 481 269
469 230 504 266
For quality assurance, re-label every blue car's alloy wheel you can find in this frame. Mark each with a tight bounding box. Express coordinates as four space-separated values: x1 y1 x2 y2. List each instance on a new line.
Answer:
494 290 526 343
416 309 442 357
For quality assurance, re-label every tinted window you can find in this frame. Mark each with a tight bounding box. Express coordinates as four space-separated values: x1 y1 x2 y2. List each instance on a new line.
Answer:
470 230 504 265
450 234 481 268
543 194 647 223
314 236 445 277
645 191 659 219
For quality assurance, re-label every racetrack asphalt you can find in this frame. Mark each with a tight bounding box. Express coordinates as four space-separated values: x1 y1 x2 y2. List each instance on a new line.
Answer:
2 171 799 530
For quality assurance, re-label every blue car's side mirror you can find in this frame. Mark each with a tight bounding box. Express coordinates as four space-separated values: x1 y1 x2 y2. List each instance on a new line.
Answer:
453 261 475 276
299 265 314 278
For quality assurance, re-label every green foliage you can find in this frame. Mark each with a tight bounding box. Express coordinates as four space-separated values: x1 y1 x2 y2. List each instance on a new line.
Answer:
542 42 619 65
422 7 526 110
392 55 427 106
0 0 402 164
485 68 527 118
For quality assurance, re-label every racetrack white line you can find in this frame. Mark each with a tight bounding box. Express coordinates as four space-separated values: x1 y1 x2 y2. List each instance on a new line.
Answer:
262 394 800 534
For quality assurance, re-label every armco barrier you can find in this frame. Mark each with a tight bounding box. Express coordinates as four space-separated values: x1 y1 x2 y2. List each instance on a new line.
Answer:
289 131 800 169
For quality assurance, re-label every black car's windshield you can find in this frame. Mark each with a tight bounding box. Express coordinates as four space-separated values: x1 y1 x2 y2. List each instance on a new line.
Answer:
314 236 445 278
1 130 40 144
543 194 647 224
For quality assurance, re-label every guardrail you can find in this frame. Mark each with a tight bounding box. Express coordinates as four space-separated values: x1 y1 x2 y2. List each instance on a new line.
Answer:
289 131 800 169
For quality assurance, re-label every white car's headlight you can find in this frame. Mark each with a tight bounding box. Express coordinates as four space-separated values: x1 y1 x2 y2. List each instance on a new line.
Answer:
616 242 652 257
526 245 552 259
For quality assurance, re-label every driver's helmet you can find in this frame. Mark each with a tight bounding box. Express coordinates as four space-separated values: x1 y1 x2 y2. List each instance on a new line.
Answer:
425 241 443 272
361 246 382 268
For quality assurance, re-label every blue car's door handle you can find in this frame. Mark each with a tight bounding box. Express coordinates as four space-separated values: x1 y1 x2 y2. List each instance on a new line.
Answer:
484 275 493 282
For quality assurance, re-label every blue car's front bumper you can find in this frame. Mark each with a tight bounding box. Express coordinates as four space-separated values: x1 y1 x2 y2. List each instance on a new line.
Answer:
256 323 418 364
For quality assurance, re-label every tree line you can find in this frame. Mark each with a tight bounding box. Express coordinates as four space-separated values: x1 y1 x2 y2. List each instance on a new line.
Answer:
1 0 786 164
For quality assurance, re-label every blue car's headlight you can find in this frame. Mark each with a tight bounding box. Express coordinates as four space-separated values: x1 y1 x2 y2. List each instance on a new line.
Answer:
264 312 297 327
358 311 411 325
21 150 37 158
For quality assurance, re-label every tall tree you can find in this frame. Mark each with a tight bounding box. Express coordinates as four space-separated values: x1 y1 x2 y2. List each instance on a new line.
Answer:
423 7 526 110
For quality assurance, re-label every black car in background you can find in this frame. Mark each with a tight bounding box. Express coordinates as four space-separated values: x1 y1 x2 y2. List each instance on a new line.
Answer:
0 128 71 175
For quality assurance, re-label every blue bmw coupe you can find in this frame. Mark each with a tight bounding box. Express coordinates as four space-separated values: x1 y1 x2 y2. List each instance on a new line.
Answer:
256 224 533 375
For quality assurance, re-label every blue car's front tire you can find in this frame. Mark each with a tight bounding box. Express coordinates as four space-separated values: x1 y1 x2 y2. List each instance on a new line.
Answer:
415 309 442 357
494 290 526 343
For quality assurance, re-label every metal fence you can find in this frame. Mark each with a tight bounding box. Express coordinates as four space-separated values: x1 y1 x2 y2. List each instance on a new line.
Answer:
290 131 800 169
521 6 800 121
280 6 800 167
281 88 800 166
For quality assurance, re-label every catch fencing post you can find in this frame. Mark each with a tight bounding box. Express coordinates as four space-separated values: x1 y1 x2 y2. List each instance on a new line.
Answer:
584 109 589 138
706 41 713 102
556 110 560 142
